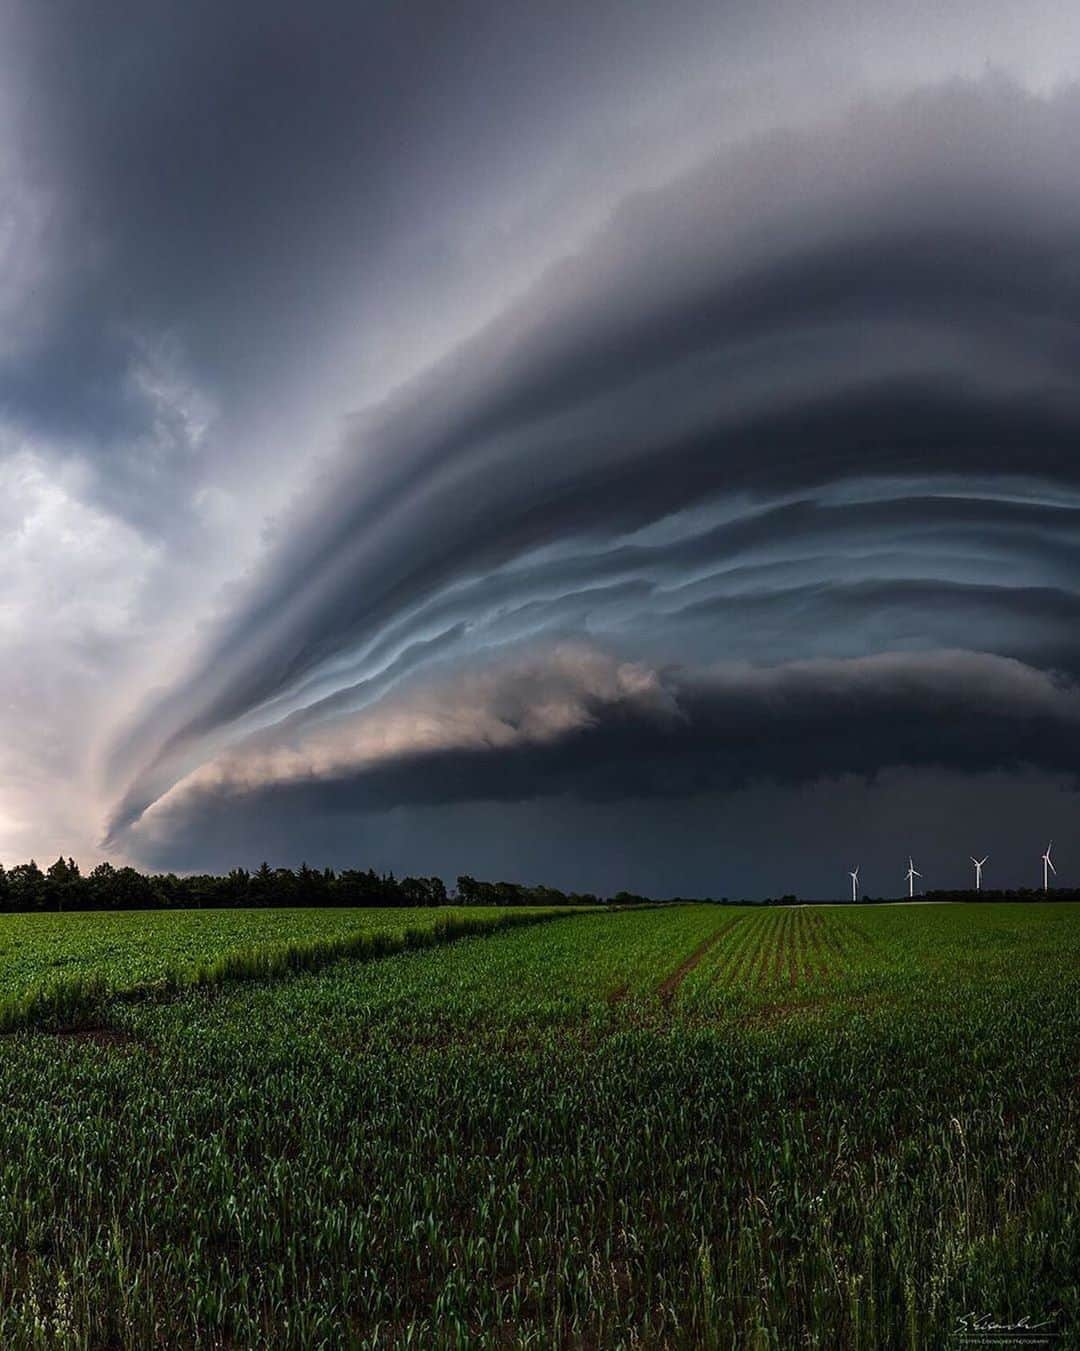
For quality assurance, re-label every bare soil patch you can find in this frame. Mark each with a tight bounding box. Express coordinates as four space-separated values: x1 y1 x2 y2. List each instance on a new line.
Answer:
48 1025 155 1054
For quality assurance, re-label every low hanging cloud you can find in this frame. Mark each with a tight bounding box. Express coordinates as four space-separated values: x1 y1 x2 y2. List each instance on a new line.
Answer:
127 642 1080 861
106 76 1080 852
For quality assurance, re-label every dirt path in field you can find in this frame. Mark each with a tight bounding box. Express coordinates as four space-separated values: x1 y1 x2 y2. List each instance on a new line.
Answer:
657 916 744 1007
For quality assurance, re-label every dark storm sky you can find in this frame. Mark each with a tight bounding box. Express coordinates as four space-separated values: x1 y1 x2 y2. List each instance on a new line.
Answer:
3 0 1080 896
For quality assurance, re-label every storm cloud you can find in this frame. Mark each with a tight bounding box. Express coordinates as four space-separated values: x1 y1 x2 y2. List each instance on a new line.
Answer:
130 643 1080 892
3 1 1080 892
138 644 1080 810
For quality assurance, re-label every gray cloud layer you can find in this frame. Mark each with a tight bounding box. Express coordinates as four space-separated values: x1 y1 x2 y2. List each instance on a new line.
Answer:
132 644 1080 885
144 645 1080 804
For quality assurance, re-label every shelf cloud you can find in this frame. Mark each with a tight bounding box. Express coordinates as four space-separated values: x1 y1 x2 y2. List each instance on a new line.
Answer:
3 1 1080 889
128 644 1080 855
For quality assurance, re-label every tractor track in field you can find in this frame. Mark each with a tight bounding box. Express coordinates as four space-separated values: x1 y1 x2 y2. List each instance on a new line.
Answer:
656 916 745 1007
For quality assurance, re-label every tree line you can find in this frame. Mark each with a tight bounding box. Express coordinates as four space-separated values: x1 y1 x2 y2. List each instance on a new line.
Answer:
0 857 630 912
921 887 1080 903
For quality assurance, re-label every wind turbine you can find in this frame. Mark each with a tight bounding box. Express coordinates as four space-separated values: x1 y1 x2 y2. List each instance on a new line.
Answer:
905 856 921 899
1042 841 1056 894
971 855 988 891
849 867 859 903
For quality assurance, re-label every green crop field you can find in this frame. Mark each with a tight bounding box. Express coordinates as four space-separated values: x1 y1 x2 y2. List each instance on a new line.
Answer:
0 905 549 1005
0 902 1075 1348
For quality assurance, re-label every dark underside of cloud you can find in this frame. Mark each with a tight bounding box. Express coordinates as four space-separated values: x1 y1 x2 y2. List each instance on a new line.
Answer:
240 696 1072 813
90 73 1080 878
130 647 1080 874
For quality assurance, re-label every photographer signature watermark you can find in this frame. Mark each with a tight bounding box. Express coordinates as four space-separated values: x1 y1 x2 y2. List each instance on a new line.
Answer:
954 1310 1059 1347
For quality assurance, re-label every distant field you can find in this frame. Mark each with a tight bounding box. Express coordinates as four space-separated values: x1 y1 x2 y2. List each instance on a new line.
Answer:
0 902 1075 1347
0 905 546 1001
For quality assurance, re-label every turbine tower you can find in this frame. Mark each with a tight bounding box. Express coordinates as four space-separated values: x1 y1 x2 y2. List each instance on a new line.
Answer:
1042 841 1056 894
905 856 921 899
971 855 988 891
849 867 859 903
